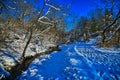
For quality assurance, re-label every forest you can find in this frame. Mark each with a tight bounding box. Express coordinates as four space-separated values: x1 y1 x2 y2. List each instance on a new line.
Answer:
0 0 120 80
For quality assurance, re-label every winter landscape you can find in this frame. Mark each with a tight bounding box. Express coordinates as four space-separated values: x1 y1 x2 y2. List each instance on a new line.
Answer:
0 0 120 80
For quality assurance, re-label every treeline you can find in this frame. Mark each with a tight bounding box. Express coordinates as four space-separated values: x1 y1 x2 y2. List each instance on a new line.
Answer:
69 0 120 48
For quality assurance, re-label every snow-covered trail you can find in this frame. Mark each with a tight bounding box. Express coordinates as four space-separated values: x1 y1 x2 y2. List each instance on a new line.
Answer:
16 42 120 80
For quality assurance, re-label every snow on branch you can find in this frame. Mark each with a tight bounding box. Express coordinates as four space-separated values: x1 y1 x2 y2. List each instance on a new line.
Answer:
45 8 50 16
45 3 60 11
7 5 16 10
38 16 53 25
106 25 120 42
38 16 47 20
38 16 50 21
6 0 17 10
38 20 52 25
13 1 17 4
39 26 54 35
103 10 120 34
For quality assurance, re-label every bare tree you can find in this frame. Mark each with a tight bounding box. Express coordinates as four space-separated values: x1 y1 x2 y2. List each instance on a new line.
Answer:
21 0 61 59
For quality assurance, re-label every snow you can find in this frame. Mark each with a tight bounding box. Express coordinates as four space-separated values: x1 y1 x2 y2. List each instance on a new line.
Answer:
0 30 56 70
0 64 10 79
70 58 79 65
45 3 60 11
92 46 120 54
16 40 120 80
38 20 52 25
0 35 120 80
87 36 101 44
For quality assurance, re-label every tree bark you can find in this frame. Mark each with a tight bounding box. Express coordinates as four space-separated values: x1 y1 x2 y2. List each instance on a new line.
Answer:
22 29 33 58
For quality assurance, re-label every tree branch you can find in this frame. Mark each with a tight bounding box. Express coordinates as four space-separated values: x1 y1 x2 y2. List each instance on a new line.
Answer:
103 10 120 34
102 10 120 44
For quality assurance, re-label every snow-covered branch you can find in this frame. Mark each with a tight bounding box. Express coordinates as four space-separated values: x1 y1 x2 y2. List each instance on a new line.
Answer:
106 25 120 42
38 20 52 25
45 3 60 11
103 10 120 34
7 5 16 10
45 8 50 16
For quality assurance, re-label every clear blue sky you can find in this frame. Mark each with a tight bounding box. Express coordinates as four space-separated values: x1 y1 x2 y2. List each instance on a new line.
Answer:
54 0 98 31
70 0 96 16
54 0 97 16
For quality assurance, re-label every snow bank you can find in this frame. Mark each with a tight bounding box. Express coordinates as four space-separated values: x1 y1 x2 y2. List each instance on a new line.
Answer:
0 30 57 70
92 46 120 54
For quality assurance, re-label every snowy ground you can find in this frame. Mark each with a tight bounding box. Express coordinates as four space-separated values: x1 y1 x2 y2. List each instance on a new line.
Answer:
0 31 56 68
16 41 120 80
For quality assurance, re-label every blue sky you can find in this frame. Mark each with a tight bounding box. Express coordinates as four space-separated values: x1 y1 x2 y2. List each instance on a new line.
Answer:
69 0 95 16
56 0 98 31
54 0 97 16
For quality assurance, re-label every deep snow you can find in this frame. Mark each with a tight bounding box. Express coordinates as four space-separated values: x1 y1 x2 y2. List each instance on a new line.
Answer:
16 42 120 80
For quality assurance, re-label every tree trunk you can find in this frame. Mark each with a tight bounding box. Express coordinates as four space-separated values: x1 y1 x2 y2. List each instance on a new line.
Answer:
22 29 33 58
102 31 105 44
